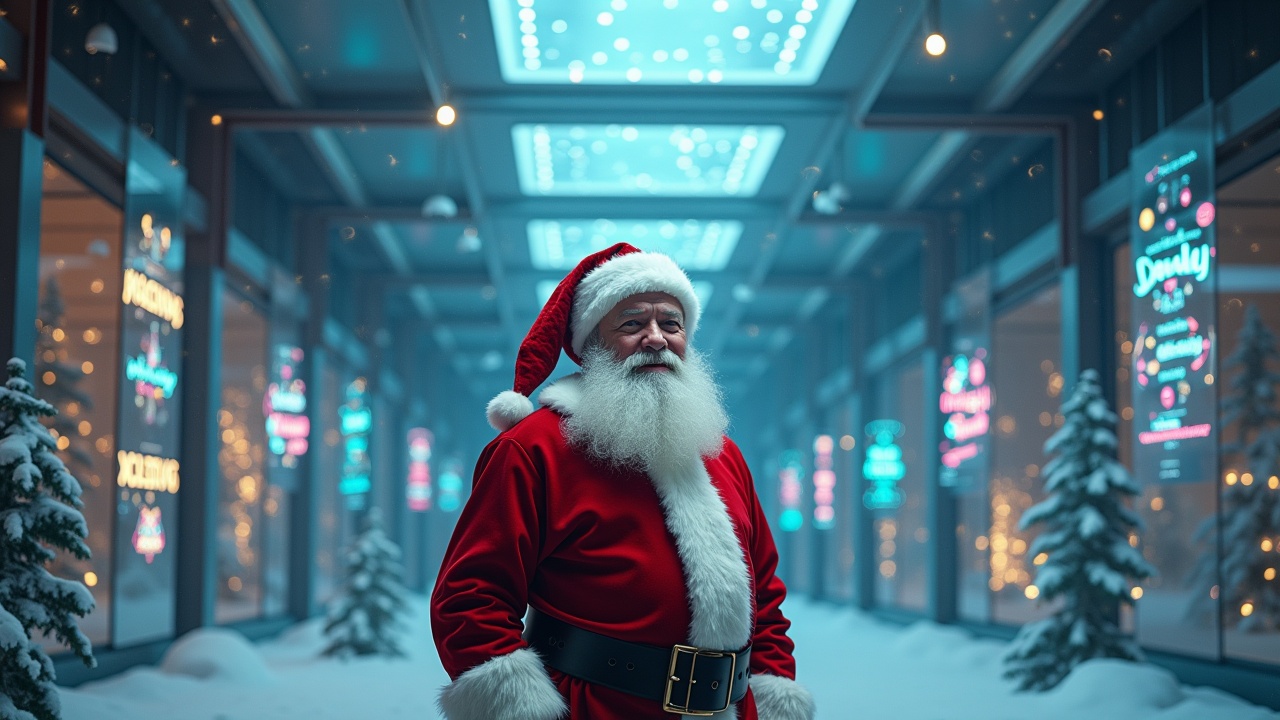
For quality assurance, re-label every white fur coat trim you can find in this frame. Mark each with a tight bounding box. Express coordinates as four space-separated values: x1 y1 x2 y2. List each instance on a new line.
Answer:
750 674 816 720
570 252 701 358
539 372 753 646
438 647 568 720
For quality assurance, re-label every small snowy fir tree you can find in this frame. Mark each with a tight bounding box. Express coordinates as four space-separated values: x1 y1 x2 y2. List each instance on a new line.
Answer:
0 358 96 720
1195 305 1280 630
1003 369 1155 692
322 508 408 658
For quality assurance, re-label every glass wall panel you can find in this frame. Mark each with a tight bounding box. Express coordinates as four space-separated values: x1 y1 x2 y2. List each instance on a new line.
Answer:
1216 162 1280 666
990 284 1062 626
313 359 345 604
872 359 927 612
215 291 269 623
36 159 121 648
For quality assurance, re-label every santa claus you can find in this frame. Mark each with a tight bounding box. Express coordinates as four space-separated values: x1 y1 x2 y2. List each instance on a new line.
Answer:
431 243 814 719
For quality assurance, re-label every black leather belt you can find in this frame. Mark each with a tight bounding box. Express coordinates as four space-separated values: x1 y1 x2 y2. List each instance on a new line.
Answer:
524 608 750 716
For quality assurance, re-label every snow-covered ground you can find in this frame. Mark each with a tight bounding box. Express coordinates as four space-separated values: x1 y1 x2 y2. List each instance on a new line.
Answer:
59 594 1278 720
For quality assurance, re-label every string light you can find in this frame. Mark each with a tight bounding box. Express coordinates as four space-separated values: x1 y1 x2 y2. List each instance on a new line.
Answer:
436 104 456 126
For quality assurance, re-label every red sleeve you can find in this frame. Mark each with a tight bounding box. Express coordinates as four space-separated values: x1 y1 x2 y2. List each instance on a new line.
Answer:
431 437 545 679
735 446 798 680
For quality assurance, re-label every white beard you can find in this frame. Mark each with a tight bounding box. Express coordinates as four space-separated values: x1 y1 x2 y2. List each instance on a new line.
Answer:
563 344 729 475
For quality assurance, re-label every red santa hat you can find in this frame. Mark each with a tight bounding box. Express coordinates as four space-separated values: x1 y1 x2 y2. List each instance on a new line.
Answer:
486 242 701 431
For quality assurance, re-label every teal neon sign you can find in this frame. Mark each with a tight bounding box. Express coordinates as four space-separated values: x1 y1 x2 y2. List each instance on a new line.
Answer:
778 449 804 532
863 420 905 510
339 378 372 507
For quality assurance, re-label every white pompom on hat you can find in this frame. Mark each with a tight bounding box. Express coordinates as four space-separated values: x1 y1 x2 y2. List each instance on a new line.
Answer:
486 242 701 432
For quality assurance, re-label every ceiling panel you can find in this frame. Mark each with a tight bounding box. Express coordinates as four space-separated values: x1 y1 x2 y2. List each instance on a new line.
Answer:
512 123 784 196
527 218 741 270
256 0 430 95
488 0 857 85
332 128 463 205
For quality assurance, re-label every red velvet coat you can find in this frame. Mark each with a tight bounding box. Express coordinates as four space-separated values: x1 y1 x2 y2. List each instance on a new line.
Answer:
431 383 807 720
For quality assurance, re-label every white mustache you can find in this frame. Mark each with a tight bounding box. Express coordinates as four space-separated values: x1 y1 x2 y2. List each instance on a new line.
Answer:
623 350 682 372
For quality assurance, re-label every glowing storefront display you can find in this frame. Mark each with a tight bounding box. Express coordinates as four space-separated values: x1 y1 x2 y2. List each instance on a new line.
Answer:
437 466 464 513
812 435 835 530
338 378 372 507
406 428 434 512
939 349 991 487
1130 105 1217 484
863 420 905 510
778 449 804 532
265 345 309 470
113 136 187 646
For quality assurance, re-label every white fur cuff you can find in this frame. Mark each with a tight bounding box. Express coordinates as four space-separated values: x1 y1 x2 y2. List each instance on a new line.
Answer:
487 389 535 431
438 647 568 720
751 673 816 720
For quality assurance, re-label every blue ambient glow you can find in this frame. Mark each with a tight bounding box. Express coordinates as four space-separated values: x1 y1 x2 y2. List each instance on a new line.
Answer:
489 0 857 85
536 279 713 308
512 124 784 196
527 219 741 271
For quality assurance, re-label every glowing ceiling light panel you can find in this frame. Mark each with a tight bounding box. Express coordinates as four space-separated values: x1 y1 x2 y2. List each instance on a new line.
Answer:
513 124 784 196
528 219 741 271
490 0 856 85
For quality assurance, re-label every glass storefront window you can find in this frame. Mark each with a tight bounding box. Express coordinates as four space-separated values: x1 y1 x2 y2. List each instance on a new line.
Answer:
1116 241 1219 658
215 290 269 624
872 360 927 612
989 283 1062 626
1214 160 1280 665
36 159 121 648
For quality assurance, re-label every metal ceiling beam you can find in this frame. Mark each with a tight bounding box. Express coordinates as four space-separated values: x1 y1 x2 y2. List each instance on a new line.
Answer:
212 0 444 343
369 272 857 291
208 0 311 107
705 1 927 363
874 0 1109 216
397 0 520 350
485 198 780 221
459 92 846 119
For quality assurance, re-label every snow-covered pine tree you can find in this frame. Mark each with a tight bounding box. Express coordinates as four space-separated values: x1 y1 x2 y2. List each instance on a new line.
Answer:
322 508 408 659
35 278 94 473
1213 304 1280 631
1003 369 1155 692
0 358 96 720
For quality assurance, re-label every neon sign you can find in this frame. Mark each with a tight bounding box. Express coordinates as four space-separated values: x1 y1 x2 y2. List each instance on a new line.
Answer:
132 506 166 563
265 345 309 469
116 451 181 493
121 268 184 329
339 378 372 505
863 420 905 510
812 435 835 530
1130 105 1217 484
939 349 991 484
777 450 804 532
407 428 433 512
438 466 463 513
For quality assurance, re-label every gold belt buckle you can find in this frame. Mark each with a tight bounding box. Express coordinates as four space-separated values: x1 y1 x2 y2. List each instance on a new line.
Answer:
662 644 735 716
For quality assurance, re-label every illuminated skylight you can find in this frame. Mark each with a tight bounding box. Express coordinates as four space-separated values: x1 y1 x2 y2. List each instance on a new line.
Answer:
490 0 856 85
537 279 714 308
528 219 741 270
513 124 784 196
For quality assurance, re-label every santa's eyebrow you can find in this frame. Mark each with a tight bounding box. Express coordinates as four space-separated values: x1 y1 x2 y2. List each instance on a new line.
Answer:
615 307 684 323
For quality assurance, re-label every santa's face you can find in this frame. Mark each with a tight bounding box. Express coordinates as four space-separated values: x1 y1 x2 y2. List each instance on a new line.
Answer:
596 292 686 372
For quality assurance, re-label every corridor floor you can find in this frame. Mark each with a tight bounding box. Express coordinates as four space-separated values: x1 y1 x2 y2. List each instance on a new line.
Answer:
60 595 1277 719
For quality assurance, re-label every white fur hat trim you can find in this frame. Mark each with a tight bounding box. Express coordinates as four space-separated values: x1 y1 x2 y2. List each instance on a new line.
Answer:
569 252 700 357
